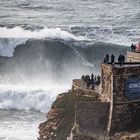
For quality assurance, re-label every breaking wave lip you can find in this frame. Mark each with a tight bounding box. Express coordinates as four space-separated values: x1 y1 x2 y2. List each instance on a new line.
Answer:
0 26 85 41
0 84 69 113
0 26 86 57
0 38 27 57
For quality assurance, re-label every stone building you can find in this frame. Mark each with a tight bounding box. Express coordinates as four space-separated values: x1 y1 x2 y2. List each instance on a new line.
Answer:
71 61 140 139
101 63 140 134
60 51 140 140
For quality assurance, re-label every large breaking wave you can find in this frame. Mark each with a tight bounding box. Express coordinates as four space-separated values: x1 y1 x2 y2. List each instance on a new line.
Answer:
0 26 129 112
0 26 85 57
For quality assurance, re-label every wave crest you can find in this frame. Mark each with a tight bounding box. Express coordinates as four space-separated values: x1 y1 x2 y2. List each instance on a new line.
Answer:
0 26 85 40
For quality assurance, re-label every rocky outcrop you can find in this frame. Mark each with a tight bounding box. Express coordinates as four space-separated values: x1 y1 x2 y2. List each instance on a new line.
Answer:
38 90 98 140
38 92 75 140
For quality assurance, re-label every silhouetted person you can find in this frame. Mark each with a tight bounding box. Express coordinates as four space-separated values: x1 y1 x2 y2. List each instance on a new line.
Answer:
131 43 134 51
103 57 107 63
131 43 137 52
118 54 122 66
103 54 109 63
111 54 115 64
122 55 125 64
134 44 136 51
96 75 100 85
106 54 109 62
91 73 94 84
84 75 90 83
81 75 85 81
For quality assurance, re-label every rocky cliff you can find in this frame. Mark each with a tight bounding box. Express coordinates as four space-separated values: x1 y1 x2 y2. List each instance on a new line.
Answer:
38 91 75 140
38 89 101 140
38 90 140 140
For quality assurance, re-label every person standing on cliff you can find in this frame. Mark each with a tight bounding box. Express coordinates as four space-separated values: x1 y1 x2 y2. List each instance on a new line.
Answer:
111 54 115 64
131 43 134 51
103 54 109 63
91 73 94 84
122 55 125 64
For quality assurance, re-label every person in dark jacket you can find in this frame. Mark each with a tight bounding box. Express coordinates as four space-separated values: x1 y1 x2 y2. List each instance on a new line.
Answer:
122 55 125 64
131 43 134 51
91 73 94 84
111 54 115 64
106 54 109 62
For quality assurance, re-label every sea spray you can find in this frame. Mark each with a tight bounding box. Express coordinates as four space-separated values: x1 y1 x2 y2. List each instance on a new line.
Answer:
0 84 69 113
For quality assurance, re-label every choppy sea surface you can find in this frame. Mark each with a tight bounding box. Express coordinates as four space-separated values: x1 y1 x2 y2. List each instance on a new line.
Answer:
0 0 140 139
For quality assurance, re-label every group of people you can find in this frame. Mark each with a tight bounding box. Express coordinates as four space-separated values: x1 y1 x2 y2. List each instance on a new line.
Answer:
103 54 125 66
81 73 101 89
118 54 125 66
131 43 137 52
103 54 115 64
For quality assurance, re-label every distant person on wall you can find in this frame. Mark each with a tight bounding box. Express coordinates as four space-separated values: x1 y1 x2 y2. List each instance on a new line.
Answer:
133 44 137 51
118 54 121 66
106 54 109 62
131 43 137 52
103 54 109 63
136 40 140 51
118 54 125 66
111 54 115 64
122 55 125 64
131 43 134 51
91 73 94 84
103 57 107 63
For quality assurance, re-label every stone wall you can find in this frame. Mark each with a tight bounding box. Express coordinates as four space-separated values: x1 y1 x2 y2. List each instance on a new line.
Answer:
127 51 140 62
111 102 140 133
101 64 140 102
101 64 113 101
101 64 140 134
113 65 140 102
74 101 110 139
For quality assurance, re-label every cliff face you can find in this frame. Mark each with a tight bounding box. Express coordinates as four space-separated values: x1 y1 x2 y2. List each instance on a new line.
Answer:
38 92 75 140
38 88 100 140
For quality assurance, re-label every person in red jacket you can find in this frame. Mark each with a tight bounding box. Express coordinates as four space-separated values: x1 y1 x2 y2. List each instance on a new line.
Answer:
136 39 140 51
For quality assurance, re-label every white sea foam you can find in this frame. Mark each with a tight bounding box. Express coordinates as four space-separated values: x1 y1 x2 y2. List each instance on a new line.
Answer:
0 84 68 113
0 26 85 40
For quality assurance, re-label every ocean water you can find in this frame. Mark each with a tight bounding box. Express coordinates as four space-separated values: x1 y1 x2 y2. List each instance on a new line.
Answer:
0 0 140 139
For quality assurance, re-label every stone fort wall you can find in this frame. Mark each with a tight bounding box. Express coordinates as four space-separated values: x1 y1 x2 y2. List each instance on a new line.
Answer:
101 64 140 133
